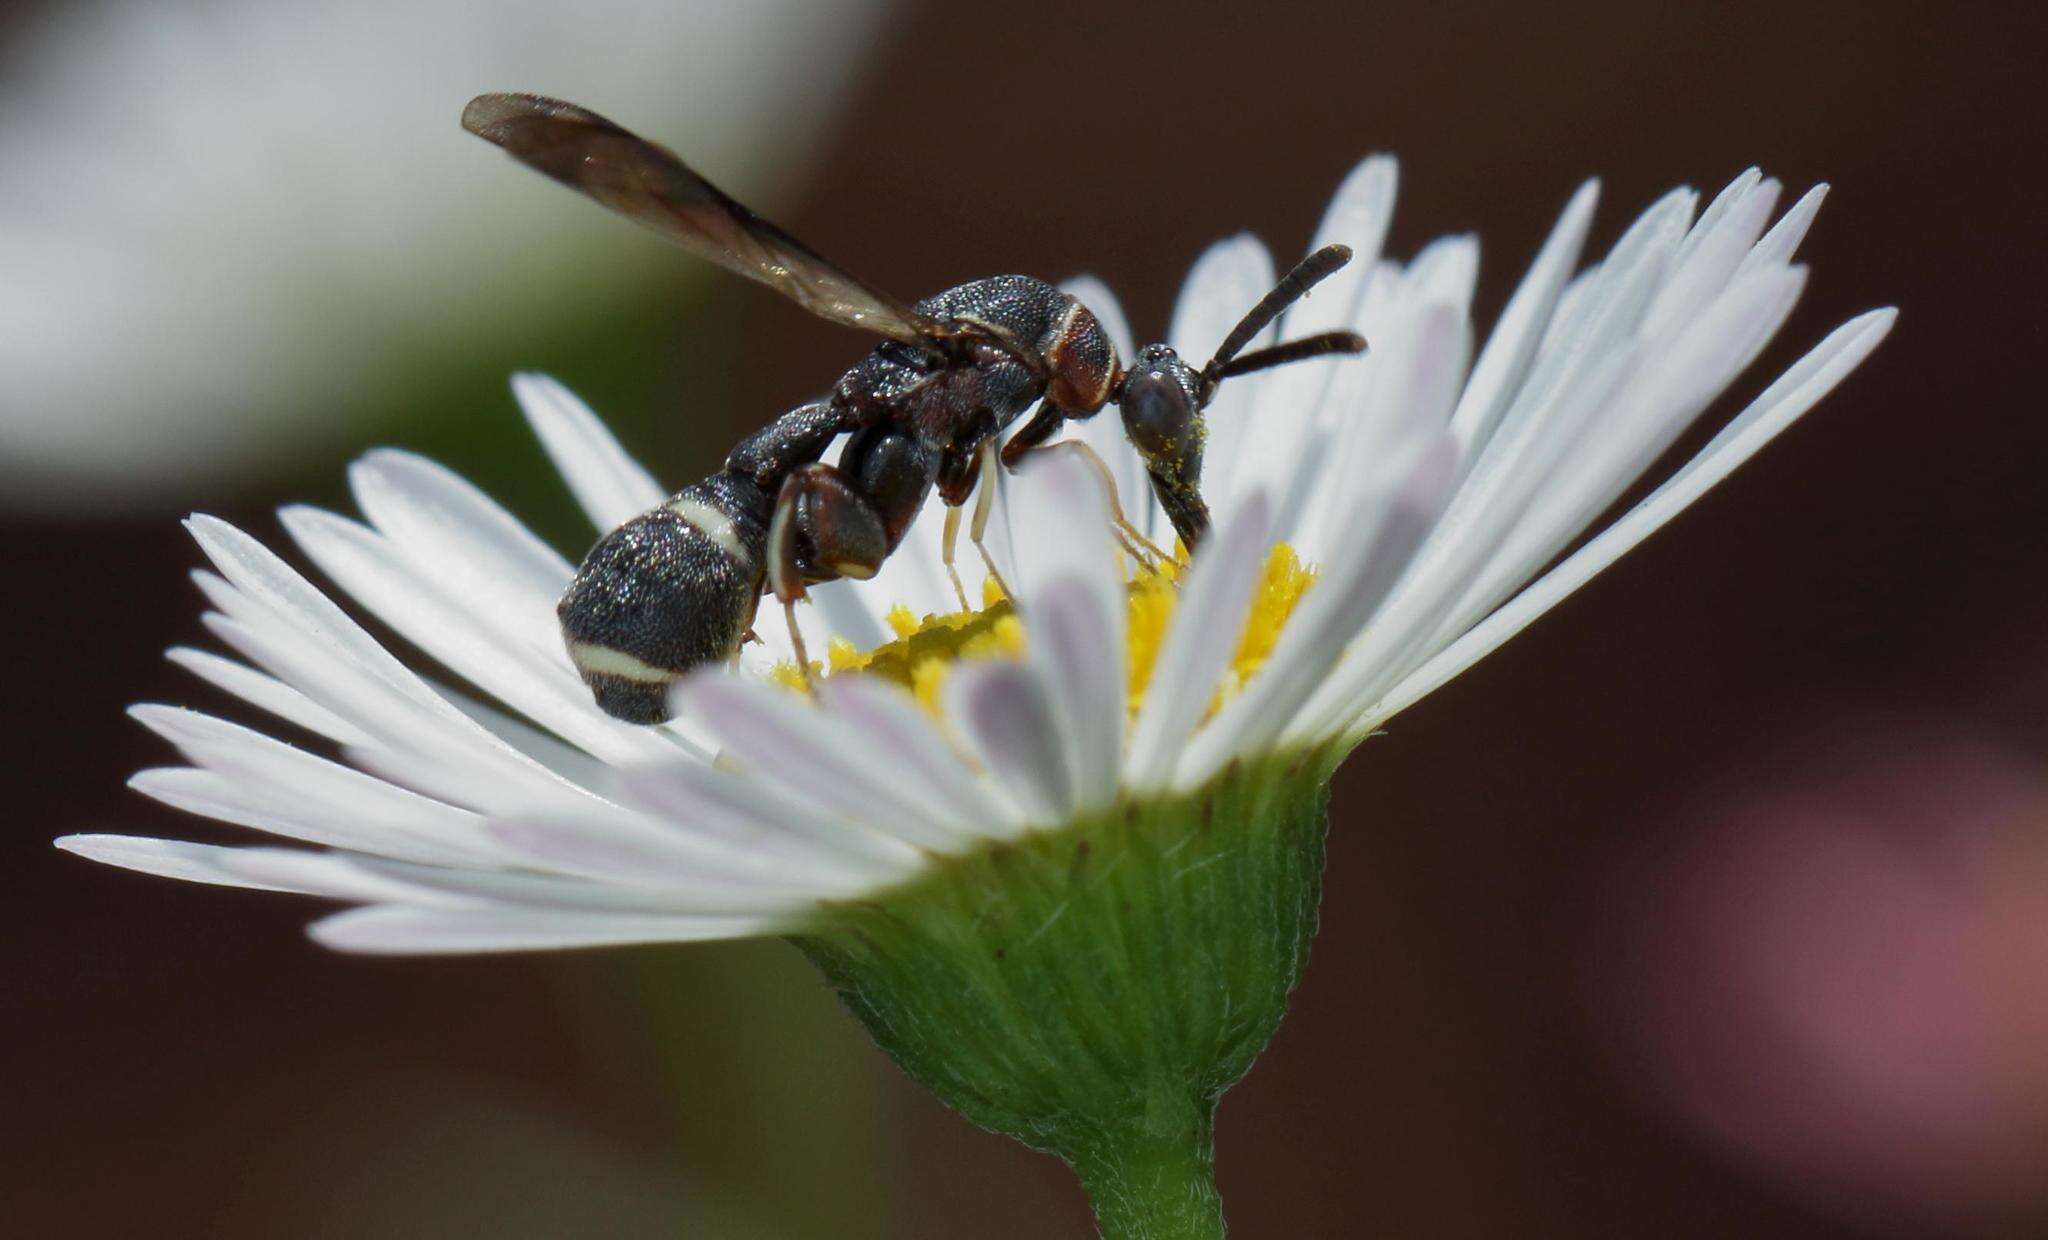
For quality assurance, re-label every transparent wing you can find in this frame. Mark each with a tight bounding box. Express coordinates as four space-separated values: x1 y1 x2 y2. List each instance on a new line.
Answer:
464 93 944 346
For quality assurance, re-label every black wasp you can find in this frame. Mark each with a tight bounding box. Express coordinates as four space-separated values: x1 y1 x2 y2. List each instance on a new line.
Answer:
463 93 1366 723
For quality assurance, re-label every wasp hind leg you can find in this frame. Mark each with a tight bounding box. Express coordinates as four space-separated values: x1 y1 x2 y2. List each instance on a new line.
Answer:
769 463 890 692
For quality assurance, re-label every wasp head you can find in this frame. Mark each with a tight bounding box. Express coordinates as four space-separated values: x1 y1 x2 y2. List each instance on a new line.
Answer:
1115 343 1211 546
1117 344 1207 477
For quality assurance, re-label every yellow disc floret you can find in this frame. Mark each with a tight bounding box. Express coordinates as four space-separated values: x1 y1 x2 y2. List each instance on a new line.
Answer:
773 544 1315 722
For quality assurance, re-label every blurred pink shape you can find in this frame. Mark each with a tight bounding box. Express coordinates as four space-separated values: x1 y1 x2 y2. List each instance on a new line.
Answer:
1602 721 2048 1232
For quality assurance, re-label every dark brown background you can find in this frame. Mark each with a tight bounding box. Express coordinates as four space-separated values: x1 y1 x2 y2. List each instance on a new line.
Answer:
8 1 2045 1236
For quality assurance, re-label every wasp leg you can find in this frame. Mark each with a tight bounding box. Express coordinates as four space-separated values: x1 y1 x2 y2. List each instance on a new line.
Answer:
728 398 854 486
999 400 1064 470
1016 436 1172 570
769 463 890 691
999 400 1170 567
940 505 971 611
729 617 762 668
936 409 1002 613
766 477 813 686
970 437 1016 603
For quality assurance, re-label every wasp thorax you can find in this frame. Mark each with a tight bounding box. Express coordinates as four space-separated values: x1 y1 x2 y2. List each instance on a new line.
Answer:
1118 345 1202 466
1042 300 1121 414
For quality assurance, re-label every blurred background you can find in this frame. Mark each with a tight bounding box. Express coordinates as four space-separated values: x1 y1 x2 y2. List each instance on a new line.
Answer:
6 0 2044 1235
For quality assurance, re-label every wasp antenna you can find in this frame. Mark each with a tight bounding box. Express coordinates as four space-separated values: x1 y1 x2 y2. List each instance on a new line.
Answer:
1203 243 1355 380
1210 331 1367 381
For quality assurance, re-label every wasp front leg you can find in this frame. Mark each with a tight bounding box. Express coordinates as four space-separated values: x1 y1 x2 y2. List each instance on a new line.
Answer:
1000 400 1170 569
768 463 891 690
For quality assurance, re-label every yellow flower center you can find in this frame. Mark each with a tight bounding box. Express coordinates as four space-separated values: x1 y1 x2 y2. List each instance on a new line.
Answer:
771 544 1316 720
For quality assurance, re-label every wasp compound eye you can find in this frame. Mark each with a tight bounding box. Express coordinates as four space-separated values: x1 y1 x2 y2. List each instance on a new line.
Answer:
1120 367 1195 464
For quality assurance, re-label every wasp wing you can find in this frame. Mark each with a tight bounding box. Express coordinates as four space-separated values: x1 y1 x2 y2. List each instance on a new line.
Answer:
464 93 943 347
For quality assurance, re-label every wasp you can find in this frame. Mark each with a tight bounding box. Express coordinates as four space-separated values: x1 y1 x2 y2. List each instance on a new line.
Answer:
463 93 1365 723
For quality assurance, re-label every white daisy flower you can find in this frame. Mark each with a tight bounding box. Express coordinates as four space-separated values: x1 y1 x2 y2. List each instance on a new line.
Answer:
59 159 1892 1234
58 158 1894 947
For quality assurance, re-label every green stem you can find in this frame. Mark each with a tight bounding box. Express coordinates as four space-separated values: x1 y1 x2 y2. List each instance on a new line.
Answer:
1070 1103 1226 1240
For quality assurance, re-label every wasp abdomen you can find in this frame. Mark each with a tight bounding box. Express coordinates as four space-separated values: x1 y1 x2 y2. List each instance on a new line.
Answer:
558 473 771 723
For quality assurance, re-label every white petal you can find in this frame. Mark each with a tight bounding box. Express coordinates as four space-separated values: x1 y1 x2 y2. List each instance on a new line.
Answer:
185 514 443 714
1374 196 1689 653
1605 184 1701 279
1052 417 1152 569
1361 308 1896 731
815 675 1027 836
512 373 666 531
802 577 892 652
309 905 780 954
1295 298 1471 560
166 646 369 746
127 764 477 870
678 675 978 850
217 849 461 905
1289 155 1399 338
435 684 627 789
1025 576 1125 813
350 856 825 918
1241 245 1436 540
1170 234 1279 518
1448 180 1599 462
945 660 1074 827
612 751 927 882
1125 491 1274 792
1738 183 1828 276
183 531 575 808
1170 234 1281 367
1405 235 1480 310
1277 258 1409 548
1427 263 1809 653
196 605 569 816
1007 451 1126 812
58 834 303 893
1232 157 1402 501
1005 443 1115 604
1668 167 1761 276
1642 173 1781 343
486 812 867 901
348 448 573 653
1179 438 1455 786
279 505 674 768
128 704 507 867
1291 344 1635 728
